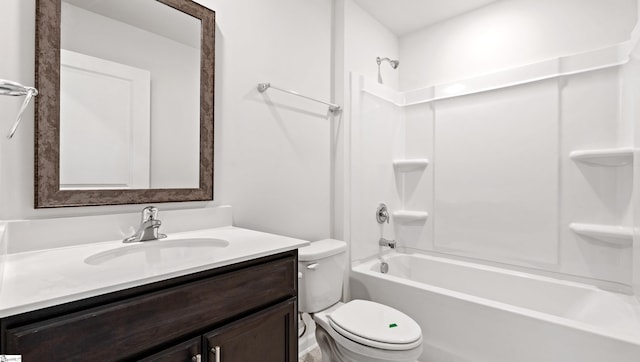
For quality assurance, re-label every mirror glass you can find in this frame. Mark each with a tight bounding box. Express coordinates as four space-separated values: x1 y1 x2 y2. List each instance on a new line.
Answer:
60 0 200 190
35 0 214 207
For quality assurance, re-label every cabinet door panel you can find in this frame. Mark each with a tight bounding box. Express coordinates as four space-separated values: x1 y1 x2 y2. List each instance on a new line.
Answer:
139 336 201 362
204 300 296 362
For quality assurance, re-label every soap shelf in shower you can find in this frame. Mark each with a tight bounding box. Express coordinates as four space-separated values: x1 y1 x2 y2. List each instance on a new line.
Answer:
392 211 429 223
393 159 429 172
569 148 633 167
569 223 632 247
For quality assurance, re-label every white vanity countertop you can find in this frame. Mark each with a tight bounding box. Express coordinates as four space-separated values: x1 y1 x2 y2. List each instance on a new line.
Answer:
0 226 309 318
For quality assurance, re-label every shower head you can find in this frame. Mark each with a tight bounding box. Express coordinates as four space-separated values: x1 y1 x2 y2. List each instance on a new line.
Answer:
377 57 399 69
376 57 399 84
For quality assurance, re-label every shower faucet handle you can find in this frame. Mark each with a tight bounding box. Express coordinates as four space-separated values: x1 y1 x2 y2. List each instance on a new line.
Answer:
376 203 390 224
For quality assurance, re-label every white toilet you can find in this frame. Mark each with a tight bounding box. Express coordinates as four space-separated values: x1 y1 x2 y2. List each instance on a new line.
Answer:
298 239 423 362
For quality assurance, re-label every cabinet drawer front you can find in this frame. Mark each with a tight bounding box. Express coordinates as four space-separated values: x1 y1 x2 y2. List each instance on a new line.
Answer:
4 255 296 361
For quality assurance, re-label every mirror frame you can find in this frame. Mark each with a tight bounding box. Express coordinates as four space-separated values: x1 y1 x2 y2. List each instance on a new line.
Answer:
34 0 215 208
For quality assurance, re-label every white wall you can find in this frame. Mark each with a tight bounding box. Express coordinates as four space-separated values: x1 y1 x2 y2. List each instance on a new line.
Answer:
0 0 332 242
343 0 400 91
400 0 637 90
194 0 333 241
0 0 36 220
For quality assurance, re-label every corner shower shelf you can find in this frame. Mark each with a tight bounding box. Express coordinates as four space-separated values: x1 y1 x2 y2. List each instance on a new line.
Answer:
392 211 429 223
569 223 632 247
569 148 633 167
393 159 429 172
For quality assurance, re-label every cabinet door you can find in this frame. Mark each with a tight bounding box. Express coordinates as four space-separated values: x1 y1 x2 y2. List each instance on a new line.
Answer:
204 299 296 362
138 337 201 362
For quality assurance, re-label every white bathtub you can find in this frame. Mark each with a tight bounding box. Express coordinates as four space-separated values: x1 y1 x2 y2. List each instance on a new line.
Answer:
350 252 640 362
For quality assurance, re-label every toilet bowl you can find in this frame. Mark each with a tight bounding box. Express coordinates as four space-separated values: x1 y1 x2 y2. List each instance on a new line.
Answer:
298 239 423 362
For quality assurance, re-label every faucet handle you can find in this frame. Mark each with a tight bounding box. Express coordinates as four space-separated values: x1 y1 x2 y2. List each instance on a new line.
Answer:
142 206 158 222
376 203 390 224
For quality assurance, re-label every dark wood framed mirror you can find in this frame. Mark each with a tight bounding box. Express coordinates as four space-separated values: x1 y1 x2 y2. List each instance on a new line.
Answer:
34 0 215 208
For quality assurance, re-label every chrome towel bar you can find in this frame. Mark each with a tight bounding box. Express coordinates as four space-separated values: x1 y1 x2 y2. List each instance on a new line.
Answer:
257 82 341 113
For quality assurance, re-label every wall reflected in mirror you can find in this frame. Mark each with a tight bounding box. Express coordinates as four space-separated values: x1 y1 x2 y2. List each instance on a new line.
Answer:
60 0 201 190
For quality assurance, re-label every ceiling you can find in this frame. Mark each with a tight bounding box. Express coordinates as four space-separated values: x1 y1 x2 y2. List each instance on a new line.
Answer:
352 0 500 36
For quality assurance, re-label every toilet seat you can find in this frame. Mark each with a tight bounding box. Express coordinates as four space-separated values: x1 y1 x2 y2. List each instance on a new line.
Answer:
327 300 422 351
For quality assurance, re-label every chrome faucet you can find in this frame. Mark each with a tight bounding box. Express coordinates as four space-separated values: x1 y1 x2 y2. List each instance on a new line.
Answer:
123 206 167 243
379 237 396 249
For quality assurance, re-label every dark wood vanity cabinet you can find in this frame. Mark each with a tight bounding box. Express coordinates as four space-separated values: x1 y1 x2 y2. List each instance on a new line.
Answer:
0 250 298 362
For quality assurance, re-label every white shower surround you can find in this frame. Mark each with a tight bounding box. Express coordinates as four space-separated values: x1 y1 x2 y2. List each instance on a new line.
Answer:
351 252 640 362
348 38 640 290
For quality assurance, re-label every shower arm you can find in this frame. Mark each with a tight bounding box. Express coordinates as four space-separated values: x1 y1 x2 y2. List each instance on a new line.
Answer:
376 57 399 69
0 79 39 140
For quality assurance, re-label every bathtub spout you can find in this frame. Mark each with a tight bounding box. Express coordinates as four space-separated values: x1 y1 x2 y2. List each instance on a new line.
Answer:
379 238 396 249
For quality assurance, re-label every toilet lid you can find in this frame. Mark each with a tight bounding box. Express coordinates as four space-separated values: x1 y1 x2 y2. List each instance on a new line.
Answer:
327 300 422 350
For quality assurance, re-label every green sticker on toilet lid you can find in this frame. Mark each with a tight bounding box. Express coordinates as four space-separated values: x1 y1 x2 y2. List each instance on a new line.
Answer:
389 323 398 328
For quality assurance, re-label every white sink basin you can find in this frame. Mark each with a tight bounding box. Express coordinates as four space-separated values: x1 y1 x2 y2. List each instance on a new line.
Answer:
84 238 229 268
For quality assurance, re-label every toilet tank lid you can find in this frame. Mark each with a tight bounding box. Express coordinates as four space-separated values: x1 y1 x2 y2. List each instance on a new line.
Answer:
298 239 347 261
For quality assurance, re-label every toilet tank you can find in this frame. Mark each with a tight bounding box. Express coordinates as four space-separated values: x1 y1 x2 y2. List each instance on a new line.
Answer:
298 239 347 313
